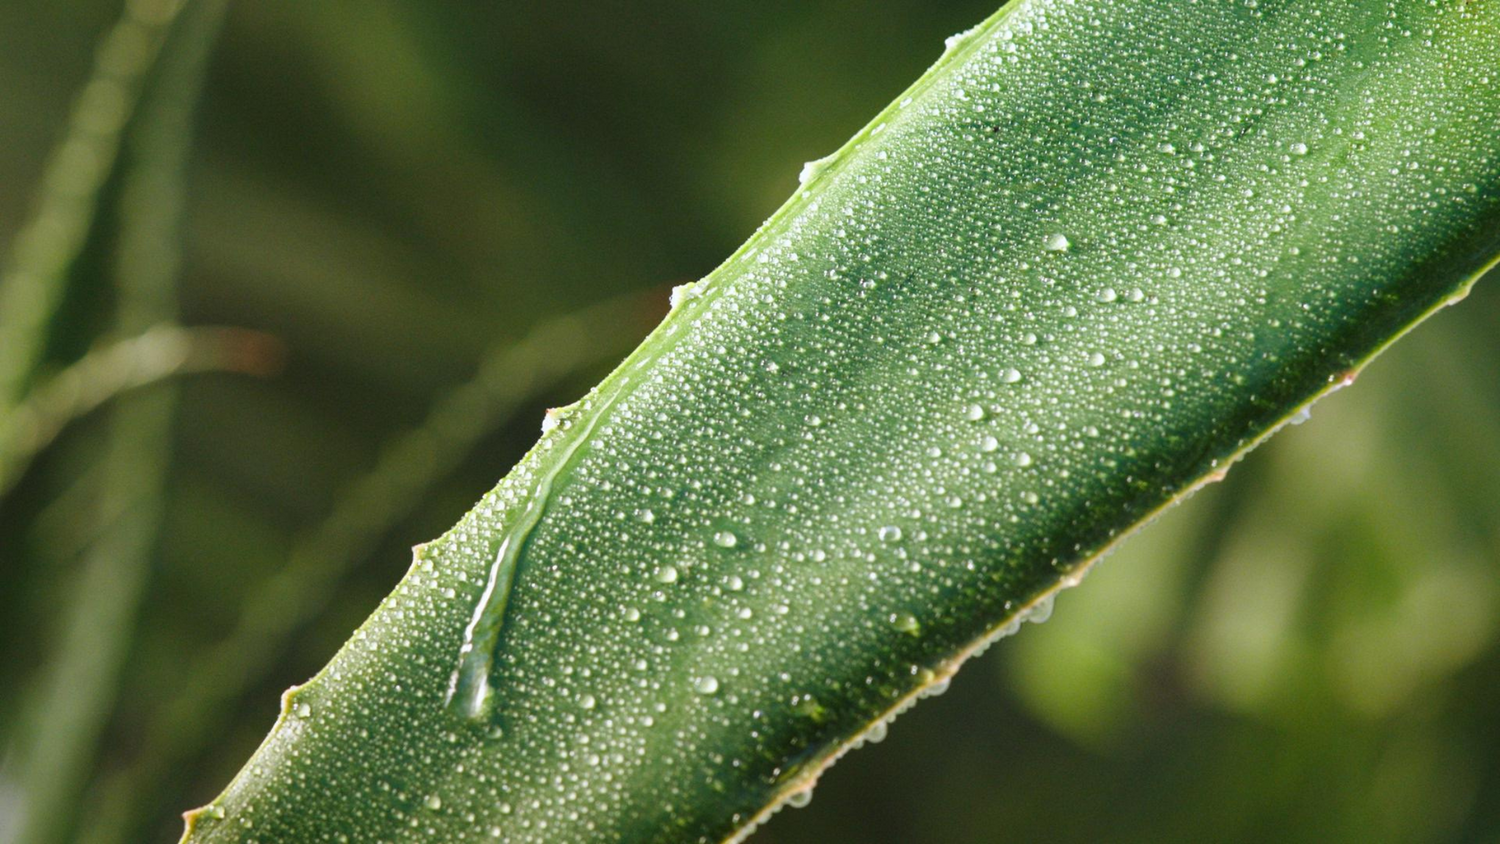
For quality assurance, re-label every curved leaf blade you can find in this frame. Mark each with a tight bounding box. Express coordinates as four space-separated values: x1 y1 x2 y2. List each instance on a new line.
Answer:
184 1 1500 842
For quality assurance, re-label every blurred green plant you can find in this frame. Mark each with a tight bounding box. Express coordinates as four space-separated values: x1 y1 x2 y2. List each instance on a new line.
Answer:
2 3 232 843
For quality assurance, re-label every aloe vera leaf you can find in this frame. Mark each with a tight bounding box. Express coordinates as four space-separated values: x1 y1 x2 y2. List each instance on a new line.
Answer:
182 1 1500 842
76 292 658 844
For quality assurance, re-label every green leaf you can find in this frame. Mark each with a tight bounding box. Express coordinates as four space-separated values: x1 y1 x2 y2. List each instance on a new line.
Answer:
183 1 1500 841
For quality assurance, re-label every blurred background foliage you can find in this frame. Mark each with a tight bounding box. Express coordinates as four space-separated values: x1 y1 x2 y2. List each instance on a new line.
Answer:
1 1 1498 842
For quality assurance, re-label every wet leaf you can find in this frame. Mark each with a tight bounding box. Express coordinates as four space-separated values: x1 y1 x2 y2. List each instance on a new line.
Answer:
183 1 1500 841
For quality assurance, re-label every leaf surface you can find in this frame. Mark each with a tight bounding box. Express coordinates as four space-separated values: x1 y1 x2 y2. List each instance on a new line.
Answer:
185 1 1500 841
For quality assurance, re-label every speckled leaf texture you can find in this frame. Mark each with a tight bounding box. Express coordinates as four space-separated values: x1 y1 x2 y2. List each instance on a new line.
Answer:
183 1 1500 842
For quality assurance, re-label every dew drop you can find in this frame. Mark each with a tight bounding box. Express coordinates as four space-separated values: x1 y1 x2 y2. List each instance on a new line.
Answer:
1043 232 1071 252
878 526 903 542
714 531 739 549
654 565 679 584
693 676 720 695
1001 367 1023 383
1027 594 1055 624
890 611 920 634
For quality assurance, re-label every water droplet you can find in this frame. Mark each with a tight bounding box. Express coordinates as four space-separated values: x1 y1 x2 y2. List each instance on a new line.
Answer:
714 531 739 549
980 435 1000 453
578 693 597 710
724 575 745 591
964 403 986 421
1013 451 1033 468
1097 288 1118 303
890 611 920 634
693 676 720 695
425 795 443 811
787 789 814 809
654 565 679 584
1001 367 1023 383
1289 141 1309 155
878 526 903 542
448 390 624 720
634 508 655 524
1087 352 1107 367
1027 594 1055 624
1043 233 1071 252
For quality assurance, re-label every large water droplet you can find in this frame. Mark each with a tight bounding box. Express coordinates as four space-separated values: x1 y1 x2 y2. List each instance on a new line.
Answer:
448 389 624 720
890 611 920 634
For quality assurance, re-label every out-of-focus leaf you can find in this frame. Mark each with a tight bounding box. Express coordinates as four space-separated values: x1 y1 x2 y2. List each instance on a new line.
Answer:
0 0 187 410
6 2 230 842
